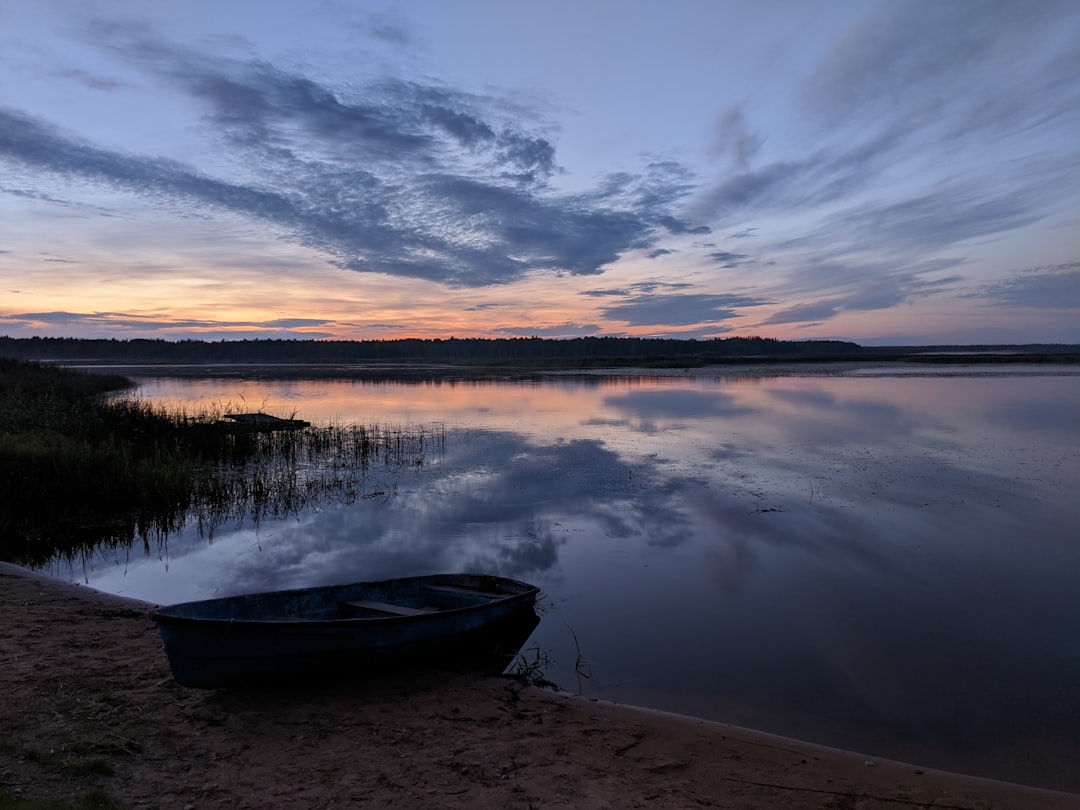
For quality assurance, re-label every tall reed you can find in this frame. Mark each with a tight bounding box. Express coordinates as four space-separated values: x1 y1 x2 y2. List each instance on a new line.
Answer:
0 360 444 565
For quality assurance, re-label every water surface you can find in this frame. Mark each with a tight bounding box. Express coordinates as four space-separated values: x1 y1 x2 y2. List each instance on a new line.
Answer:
41 364 1080 791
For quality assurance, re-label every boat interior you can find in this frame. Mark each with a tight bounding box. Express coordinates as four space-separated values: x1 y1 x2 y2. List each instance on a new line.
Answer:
338 582 510 618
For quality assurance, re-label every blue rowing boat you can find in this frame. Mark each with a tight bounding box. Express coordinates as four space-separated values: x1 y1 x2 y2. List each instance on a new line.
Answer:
151 573 540 688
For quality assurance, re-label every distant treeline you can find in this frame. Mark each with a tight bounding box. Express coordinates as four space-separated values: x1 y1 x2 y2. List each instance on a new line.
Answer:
0 335 1077 366
1 335 863 365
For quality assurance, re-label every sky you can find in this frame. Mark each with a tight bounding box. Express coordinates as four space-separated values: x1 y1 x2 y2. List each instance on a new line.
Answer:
1 0 1079 345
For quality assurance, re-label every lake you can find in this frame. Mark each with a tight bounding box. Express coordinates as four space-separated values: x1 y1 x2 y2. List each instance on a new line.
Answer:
37 362 1080 791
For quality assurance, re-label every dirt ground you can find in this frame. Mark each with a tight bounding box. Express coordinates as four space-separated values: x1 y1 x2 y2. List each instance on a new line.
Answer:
2 562 1076 809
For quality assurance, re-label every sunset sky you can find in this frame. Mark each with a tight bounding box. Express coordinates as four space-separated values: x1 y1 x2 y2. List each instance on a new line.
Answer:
2 0 1078 345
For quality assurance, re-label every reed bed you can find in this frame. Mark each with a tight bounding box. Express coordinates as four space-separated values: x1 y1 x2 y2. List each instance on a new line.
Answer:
0 359 443 566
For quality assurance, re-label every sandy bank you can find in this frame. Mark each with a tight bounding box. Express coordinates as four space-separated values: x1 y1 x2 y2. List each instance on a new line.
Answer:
1 561 1075 809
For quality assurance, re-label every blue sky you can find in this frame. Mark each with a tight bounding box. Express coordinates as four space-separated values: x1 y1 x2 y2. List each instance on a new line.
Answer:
2 0 1078 344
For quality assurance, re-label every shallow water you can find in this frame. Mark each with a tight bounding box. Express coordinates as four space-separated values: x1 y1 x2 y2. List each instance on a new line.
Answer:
41 363 1080 791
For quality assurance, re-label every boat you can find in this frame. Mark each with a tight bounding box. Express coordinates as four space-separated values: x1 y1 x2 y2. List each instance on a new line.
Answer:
222 412 311 430
151 573 541 689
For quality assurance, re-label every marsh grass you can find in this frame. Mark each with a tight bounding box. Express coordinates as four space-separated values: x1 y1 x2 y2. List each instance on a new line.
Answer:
0 360 444 565
507 644 557 691
568 625 593 695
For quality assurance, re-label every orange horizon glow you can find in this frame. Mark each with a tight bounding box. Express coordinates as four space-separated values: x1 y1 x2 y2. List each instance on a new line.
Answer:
1 250 1074 345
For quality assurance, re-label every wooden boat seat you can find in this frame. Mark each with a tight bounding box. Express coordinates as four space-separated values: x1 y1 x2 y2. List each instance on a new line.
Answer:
339 599 434 617
422 584 503 599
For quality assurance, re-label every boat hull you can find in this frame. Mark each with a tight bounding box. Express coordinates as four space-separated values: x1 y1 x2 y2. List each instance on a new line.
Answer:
151 573 540 688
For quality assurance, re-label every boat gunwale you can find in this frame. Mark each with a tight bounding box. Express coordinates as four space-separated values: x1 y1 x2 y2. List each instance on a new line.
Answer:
149 574 540 626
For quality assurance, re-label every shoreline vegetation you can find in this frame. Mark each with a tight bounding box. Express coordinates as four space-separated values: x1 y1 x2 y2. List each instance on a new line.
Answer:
0 359 441 567
2 562 1077 809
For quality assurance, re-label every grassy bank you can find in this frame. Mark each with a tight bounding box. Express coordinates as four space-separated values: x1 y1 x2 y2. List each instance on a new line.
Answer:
0 359 184 563
0 359 440 566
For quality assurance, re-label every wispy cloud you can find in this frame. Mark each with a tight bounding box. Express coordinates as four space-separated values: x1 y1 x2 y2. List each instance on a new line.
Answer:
708 251 751 269
759 260 964 325
687 0 1080 313
600 293 768 328
0 27 703 289
710 105 764 170
804 0 1080 138
1 310 334 335
689 129 906 223
821 172 1071 255
494 322 604 338
758 299 843 327
355 9 413 47
52 67 124 92
971 261 1080 309
580 281 695 299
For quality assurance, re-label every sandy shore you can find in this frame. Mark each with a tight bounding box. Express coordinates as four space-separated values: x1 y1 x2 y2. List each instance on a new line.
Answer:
2 562 1076 809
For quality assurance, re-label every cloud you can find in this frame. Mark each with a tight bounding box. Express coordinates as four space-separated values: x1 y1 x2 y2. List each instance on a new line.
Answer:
2 310 333 334
842 272 959 312
0 181 120 215
727 228 758 239
711 105 764 169
690 2 1080 249
805 0 1080 139
760 260 964 326
493 322 604 338
689 128 907 222
53 67 124 92
825 177 1056 254
754 254 966 327
357 9 412 47
715 152 1071 330
656 216 710 236
580 281 694 298
600 293 768 327
264 318 334 329
0 107 309 222
708 251 750 268
759 299 843 326
972 261 1080 309
0 30 702 288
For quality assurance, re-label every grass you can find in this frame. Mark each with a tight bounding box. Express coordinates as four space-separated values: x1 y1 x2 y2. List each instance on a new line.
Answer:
0 359 443 564
508 644 557 690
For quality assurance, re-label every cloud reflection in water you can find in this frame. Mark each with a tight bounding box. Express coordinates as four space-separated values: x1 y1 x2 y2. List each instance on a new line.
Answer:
61 368 1080 791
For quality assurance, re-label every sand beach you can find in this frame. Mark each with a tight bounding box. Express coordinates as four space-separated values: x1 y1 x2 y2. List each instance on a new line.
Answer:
2 562 1076 809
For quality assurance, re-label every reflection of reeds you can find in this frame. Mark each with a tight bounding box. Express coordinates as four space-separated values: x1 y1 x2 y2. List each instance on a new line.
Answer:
186 419 445 533
0 359 444 566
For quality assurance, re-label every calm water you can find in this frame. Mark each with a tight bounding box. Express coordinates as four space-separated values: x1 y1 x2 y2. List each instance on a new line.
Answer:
43 363 1080 791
